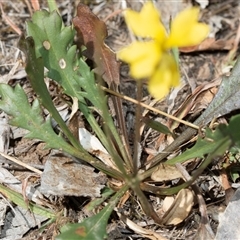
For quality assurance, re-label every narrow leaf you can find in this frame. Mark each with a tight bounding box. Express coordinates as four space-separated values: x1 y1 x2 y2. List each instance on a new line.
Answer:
167 114 240 165
142 117 172 135
0 183 56 219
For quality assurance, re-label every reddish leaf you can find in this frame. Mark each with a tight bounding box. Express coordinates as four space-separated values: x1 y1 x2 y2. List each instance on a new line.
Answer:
73 4 130 156
72 3 119 86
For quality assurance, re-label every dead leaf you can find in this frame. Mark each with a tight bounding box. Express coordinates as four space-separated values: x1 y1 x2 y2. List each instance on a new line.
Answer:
79 127 117 169
73 4 130 156
72 3 120 86
168 77 221 132
118 212 168 240
151 163 183 182
179 38 234 52
161 189 194 225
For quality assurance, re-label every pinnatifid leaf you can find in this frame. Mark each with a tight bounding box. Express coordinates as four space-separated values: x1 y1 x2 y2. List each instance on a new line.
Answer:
0 84 71 151
26 10 82 100
19 36 83 150
26 8 126 164
167 114 240 165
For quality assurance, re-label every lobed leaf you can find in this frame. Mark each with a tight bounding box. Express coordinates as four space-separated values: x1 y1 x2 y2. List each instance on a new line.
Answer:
0 84 71 151
26 8 129 171
26 9 114 151
167 114 240 165
19 36 83 150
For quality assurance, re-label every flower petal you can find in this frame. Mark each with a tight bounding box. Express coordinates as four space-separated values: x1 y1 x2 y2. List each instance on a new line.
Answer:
118 41 162 79
125 2 166 41
166 7 209 48
148 55 180 99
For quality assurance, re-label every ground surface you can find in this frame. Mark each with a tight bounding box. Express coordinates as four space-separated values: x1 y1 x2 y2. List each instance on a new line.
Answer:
0 0 240 239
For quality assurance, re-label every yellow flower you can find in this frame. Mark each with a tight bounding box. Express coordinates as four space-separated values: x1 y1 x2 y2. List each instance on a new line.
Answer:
118 2 209 99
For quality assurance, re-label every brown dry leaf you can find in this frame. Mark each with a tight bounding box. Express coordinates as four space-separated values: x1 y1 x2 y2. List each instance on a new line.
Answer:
72 4 129 153
155 79 220 150
72 3 120 87
168 77 221 132
151 163 182 182
179 38 234 53
161 189 194 225
118 212 168 240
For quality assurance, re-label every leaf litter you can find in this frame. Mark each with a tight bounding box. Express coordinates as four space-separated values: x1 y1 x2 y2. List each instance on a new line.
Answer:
0 0 240 239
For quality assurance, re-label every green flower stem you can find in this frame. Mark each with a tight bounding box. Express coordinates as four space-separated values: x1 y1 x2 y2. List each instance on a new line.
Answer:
132 80 143 174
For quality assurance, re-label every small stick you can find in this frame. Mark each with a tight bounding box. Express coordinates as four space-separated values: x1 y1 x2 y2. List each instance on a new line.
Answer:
0 152 42 175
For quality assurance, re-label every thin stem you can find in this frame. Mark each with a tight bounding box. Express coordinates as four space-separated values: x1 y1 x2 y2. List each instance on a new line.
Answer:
102 86 199 130
132 80 142 175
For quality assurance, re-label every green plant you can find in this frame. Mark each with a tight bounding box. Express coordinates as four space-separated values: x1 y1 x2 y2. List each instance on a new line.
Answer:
2 1 240 239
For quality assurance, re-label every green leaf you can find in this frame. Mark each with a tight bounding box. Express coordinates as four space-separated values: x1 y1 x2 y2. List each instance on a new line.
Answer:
167 114 240 165
26 10 82 100
27 10 106 112
142 117 172 135
0 84 71 151
25 9 129 176
223 114 240 147
56 185 128 240
26 9 114 156
0 184 56 219
167 125 230 165
19 36 83 151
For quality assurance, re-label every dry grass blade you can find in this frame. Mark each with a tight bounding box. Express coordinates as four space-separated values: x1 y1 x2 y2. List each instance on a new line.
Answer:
0 152 42 175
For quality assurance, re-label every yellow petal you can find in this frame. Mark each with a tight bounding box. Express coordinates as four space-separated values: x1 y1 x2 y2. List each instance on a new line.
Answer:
148 55 180 99
166 7 209 48
118 41 162 79
125 2 166 42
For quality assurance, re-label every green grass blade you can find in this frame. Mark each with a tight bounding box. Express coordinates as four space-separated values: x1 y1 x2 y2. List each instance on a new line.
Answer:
0 183 56 219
